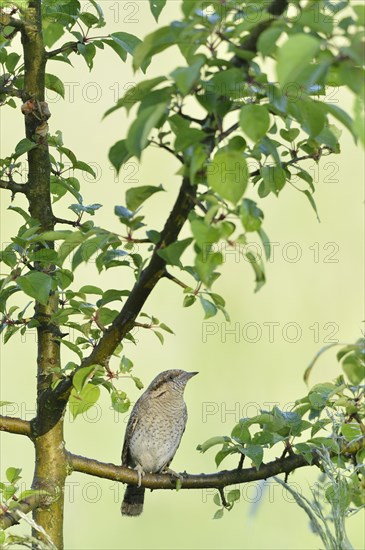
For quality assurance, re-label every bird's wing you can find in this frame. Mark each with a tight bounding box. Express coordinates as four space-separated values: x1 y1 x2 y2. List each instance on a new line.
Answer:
121 403 140 466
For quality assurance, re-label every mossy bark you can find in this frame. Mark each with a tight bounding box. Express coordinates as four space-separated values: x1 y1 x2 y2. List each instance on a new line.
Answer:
21 2 66 548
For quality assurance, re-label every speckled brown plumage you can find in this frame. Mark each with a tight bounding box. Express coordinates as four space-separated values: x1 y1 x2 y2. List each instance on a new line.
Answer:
121 369 198 516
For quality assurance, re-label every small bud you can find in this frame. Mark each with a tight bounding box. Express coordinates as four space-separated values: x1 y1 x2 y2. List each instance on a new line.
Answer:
21 99 37 115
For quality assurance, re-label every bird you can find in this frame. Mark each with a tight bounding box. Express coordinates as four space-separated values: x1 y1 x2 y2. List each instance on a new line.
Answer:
121 369 198 516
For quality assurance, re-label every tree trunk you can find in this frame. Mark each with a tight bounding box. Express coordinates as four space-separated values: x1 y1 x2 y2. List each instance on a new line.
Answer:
21 2 66 547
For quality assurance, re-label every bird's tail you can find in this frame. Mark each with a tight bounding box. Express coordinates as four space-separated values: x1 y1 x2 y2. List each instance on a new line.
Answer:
121 485 145 517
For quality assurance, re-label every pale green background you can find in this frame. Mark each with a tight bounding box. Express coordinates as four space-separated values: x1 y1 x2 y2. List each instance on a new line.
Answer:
0 1 364 549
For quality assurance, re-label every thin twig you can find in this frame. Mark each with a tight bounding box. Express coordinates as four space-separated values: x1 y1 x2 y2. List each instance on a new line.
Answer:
163 271 191 290
150 139 184 163
46 42 79 58
53 216 81 227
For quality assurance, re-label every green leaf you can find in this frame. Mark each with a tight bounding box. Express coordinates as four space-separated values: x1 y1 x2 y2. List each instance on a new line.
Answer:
111 389 130 413
190 218 221 247
0 249 17 268
354 5 365 25
98 307 118 326
195 251 223 287
29 230 73 242
213 508 224 519
292 99 327 138
303 343 341 384
210 68 245 98
6 467 22 484
323 103 357 142
231 422 251 444
239 104 270 142
276 34 320 88
170 55 205 96
43 21 65 48
45 73 65 98
174 128 205 152
260 166 286 195
153 330 164 345
120 356 134 373
197 436 230 453
58 338 83 360
149 0 167 21
342 353 365 384
78 42 96 70
109 140 132 174
69 384 100 419
240 199 263 232
340 422 363 442
73 160 96 178
308 436 340 453
280 128 300 142
199 297 218 319
126 103 167 159
105 77 166 117
302 190 320 222
58 231 87 265
5 52 20 73
157 238 193 267
126 185 164 211
246 251 265 292
227 489 240 503
183 295 196 307
13 138 37 159
133 26 177 70
243 445 263 470
69 203 102 217
16 272 52 306
353 96 365 146
73 365 98 394
79 285 103 295
110 32 140 55
131 376 144 390
79 12 99 28
208 150 248 205
215 447 237 467
257 26 282 56
159 323 174 334
294 443 314 464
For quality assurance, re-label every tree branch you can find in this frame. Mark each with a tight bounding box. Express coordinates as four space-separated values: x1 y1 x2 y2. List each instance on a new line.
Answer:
150 139 184 163
82 176 197 367
0 83 25 100
163 270 191 290
0 415 32 437
0 494 43 530
0 13 24 30
0 179 28 195
232 0 288 67
46 42 79 59
67 451 310 490
48 176 199 414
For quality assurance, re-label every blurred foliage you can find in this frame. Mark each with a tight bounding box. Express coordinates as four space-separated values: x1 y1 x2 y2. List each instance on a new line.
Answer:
0 0 364 544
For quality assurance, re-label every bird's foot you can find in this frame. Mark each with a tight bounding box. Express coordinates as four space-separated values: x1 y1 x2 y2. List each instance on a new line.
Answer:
134 464 145 488
163 467 184 481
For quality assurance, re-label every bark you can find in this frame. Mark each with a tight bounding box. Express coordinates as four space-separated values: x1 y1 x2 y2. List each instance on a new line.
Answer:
19 2 66 547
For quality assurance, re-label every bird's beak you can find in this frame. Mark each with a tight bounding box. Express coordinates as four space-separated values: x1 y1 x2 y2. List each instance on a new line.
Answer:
186 371 199 379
